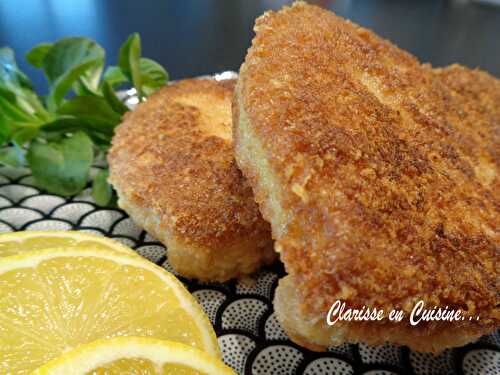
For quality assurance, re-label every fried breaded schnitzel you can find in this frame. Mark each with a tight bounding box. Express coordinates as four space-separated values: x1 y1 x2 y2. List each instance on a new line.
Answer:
234 2 499 353
108 78 275 282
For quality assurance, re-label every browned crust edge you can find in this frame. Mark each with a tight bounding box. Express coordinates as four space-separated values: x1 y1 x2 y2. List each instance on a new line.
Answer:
109 78 275 281
234 2 499 352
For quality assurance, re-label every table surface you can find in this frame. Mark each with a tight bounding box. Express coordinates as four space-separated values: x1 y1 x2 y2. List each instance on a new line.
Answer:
1 0 499 92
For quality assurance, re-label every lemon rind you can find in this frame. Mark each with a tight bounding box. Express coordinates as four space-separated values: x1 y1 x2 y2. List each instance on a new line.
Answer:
0 230 137 255
31 336 235 375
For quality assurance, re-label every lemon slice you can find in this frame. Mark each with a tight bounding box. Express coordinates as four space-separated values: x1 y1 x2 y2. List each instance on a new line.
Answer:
32 337 235 375
0 248 219 375
0 230 137 257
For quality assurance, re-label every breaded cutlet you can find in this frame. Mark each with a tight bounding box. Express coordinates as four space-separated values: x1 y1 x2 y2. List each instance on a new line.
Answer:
234 2 499 353
108 78 275 282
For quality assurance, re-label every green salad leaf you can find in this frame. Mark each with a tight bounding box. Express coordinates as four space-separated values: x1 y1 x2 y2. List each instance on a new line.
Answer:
0 33 169 204
26 43 53 68
92 169 114 207
12 127 39 146
102 81 129 115
43 37 105 110
140 58 168 96
0 47 48 120
57 96 121 128
0 113 11 145
118 33 143 99
103 65 128 88
0 146 23 167
0 47 34 90
0 95 35 122
26 131 94 196
41 116 115 149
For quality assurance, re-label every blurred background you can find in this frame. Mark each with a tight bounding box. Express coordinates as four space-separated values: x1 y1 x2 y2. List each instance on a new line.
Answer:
1 0 499 92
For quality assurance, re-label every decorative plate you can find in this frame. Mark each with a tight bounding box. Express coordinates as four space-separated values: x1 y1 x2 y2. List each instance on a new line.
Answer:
0 76 498 375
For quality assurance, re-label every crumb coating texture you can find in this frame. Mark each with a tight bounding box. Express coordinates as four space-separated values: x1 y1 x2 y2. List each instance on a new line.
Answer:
236 1 499 347
109 78 274 281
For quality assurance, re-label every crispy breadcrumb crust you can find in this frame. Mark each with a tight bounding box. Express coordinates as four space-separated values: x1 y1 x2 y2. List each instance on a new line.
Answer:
234 2 499 352
108 78 275 282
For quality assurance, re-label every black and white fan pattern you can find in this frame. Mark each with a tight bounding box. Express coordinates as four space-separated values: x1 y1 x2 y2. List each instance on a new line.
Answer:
0 166 499 375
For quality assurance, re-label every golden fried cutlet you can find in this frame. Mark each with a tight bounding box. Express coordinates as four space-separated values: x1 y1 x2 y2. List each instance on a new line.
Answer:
234 2 499 353
108 78 275 282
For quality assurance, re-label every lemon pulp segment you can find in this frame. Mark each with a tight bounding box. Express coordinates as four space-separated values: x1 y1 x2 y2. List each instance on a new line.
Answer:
0 248 219 374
